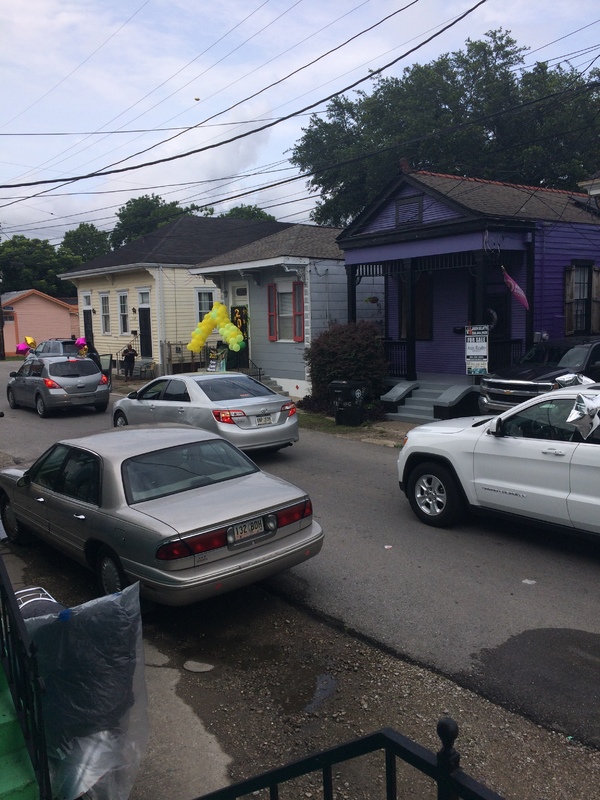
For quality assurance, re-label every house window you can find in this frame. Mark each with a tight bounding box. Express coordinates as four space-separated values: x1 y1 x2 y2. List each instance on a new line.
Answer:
100 294 110 334
267 282 304 342
138 289 150 306
196 289 215 320
565 262 600 335
81 293 92 308
396 196 423 226
118 293 129 334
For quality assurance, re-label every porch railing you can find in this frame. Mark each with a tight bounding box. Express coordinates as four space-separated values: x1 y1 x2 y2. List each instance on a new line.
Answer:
0 554 52 799
194 717 504 800
384 340 408 377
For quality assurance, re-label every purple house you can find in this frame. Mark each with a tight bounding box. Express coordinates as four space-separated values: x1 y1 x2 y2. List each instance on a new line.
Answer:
337 167 600 420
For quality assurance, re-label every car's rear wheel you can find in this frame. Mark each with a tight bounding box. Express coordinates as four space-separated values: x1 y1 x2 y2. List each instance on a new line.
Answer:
95 401 109 413
407 462 463 528
113 410 128 427
35 394 49 418
96 547 129 595
0 495 32 544
7 388 18 409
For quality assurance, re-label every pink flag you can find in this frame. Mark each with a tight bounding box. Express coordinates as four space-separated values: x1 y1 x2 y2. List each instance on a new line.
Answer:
501 266 529 310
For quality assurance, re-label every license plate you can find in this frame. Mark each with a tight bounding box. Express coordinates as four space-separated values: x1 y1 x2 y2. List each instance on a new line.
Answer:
71 395 91 403
232 517 264 542
256 415 272 426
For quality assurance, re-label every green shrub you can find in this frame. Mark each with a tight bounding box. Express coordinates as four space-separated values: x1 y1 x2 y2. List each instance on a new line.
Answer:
303 321 388 404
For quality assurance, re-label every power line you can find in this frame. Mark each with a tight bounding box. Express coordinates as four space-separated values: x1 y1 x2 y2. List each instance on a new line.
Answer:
0 0 489 192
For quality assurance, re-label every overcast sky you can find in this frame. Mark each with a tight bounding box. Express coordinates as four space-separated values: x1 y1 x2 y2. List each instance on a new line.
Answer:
1 0 598 245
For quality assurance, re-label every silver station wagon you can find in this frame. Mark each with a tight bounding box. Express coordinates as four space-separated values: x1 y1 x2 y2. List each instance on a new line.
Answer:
113 372 299 452
0 426 323 606
7 356 110 417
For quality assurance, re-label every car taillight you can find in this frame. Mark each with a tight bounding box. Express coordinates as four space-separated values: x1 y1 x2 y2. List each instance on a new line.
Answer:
156 527 228 561
276 498 312 527
43 378 61 389
99 374 109 385
212 409 246 425
281 401 297 416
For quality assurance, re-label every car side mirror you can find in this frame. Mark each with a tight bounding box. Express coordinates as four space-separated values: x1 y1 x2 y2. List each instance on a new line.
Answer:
127 391 138 399
9 371 17 377
16 474 31 488
487 417 503 437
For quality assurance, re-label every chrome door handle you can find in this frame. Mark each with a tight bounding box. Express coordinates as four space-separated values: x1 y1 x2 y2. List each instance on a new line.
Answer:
73 514 86 520
541 448 565 456
35 497 45 503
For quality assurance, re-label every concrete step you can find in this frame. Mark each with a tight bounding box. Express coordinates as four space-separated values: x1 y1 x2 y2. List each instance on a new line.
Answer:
387 410 436 424
0 670 38 800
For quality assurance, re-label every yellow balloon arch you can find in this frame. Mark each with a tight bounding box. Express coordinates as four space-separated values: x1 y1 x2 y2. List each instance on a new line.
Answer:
187 301 246 353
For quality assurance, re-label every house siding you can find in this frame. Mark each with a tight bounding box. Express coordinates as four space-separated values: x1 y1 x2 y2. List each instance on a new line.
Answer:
361 184 463 234
533 222 600 339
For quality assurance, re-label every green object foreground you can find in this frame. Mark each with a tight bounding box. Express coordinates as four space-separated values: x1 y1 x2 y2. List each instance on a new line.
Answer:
0 667 38 800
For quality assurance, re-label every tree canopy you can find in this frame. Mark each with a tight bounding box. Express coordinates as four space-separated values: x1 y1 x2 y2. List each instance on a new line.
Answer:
290 30 600 226
0 235 80 297
110 194 199 249
219 204 276 221
62 223 111 262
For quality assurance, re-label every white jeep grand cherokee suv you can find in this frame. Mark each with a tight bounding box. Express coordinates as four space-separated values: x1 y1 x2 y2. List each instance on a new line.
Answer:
397 385 600 536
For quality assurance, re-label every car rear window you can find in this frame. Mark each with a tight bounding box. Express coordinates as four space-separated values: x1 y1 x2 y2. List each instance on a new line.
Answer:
194 376 275 401
49 360 100 378
123 439 258 503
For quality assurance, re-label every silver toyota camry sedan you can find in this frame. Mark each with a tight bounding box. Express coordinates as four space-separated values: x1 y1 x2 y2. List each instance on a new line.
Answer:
112 372 299 451
0 426 323 606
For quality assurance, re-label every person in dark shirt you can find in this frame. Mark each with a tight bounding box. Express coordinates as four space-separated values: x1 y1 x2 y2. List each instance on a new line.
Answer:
122 344 138 381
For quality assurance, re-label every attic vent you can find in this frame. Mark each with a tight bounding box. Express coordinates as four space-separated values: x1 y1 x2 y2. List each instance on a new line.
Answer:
395 196 423 226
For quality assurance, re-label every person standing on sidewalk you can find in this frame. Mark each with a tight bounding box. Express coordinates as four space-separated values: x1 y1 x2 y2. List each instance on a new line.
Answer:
122 343 138 382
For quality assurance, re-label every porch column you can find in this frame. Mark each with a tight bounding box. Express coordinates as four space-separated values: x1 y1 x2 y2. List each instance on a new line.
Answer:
473 252 487 324
346 264 357 323
405 259 417 381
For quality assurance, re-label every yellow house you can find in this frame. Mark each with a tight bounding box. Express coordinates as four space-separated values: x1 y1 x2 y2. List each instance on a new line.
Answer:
60 215 291 375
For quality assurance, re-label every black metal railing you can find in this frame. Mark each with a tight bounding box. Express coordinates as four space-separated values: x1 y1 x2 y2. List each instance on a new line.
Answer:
384 340 408 377
194 717 504 800
488 339 523 371
0 554 52 799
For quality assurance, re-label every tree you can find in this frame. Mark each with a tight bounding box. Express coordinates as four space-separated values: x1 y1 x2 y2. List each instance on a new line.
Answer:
0 235 80 297
219 204 276 221
62 223 110 263
110 194 199 249
290 29 600 226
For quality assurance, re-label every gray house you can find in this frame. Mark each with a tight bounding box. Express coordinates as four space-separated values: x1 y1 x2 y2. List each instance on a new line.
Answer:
190 224 384 398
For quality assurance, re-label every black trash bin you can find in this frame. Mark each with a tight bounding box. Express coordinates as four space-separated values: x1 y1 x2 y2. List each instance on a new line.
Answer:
328 379 367 426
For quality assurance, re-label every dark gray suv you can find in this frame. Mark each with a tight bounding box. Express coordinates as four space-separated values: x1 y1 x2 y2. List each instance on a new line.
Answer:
28 338 81 358
7 356 110 417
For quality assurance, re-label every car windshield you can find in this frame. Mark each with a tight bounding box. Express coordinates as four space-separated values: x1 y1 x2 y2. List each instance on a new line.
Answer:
519 344 573 367
194 375 275 401
49 360 99 378
123 439 258 503
556 346 587 371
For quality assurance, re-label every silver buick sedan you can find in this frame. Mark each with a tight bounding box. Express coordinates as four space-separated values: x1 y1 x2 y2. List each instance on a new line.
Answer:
0 426 323 606
112 372 299 452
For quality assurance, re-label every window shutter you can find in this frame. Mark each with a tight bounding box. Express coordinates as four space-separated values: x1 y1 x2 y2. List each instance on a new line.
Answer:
592 266 600 335
564 266 575 336
267 283 277 341
292 281 304 342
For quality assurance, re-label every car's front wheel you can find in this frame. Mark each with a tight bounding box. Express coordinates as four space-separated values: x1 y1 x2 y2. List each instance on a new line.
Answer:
0 495 32 544
7 388 19 409
96 547 129 595
35 394 49 418
407 462 463 528
113 410 128 427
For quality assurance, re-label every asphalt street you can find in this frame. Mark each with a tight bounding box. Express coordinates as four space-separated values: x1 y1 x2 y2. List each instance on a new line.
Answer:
1 358 599 760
